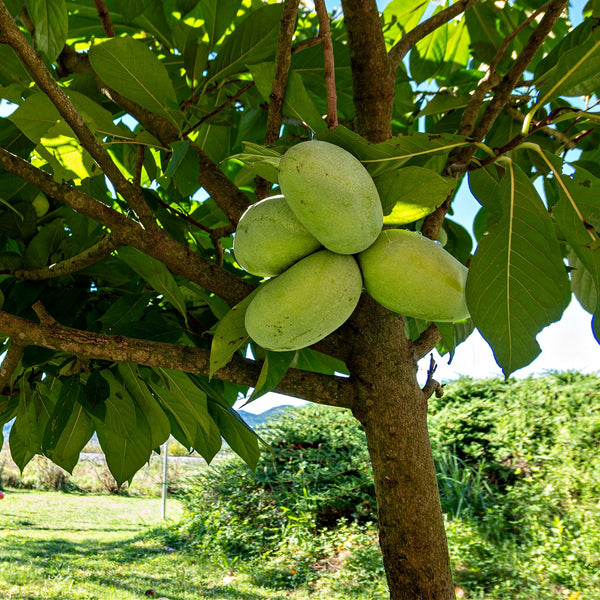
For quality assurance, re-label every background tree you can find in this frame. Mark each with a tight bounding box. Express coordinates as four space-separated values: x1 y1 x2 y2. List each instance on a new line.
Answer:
0 0 598 598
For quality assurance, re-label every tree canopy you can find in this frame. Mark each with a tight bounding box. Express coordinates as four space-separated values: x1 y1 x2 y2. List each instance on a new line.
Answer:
0 1 599 597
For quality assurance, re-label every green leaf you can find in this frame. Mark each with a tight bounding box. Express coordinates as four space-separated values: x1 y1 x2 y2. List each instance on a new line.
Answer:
42 375 80 453
88 38 179 125
118 364 171 450
96 371 153 486
28 0 68 62
0 45 32 87
549 160 600 342
210 287 260 378
465 1 505 64
382 0 428 49
23 219 66 269
229 141 282 183
150 369 221 461
208 400 260 470
98 292 152 332
113 0 153 23
409 14 449 83
186 0 242 51
165 140 200 197
376 166 455 224
38 122 97 180
8 92 59 143
250 63 328 134
9 383 41 470
42 379 94 472
157 369 212 444
293 348 350 376
466 161 571 376
206 3 282 85
118 246 188 325
567 249 598 315
319 125 471 177
535 20 600 102
249 349 296 402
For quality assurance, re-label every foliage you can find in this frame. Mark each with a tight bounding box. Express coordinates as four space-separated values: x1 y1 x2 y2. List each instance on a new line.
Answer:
0 1 599 595
170 404 376 558
0 0 597 485
162 372 600 598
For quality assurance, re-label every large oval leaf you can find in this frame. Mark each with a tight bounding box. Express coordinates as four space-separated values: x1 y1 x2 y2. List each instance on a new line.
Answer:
466 162 571 376
89 37 179 125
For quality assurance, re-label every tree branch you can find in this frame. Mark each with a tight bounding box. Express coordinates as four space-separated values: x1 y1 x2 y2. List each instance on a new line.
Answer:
315 0 338 130
449 0 569 171
341 0 395 142
0 340 24 392
421 355 443 401
92 0 115 37
0 307 354 408
255 0 300 199
458 0 553 138
0 2 157 231
412 323 442 361
0 147 254 305
56 45 251 227
388 0 478 70
422 0 569 250
1 234 118 280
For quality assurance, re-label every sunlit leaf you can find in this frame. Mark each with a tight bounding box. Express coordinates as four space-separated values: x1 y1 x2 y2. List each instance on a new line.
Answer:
206 3 282 85
88 37 179 126
466 161 571 376
376 166 455 224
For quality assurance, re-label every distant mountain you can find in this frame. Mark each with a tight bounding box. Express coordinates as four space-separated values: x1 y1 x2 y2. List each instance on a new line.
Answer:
237 405 294 428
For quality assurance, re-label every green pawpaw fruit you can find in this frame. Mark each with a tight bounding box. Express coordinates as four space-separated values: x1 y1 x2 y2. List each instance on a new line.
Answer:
233 195 322 277
245 249 363 351
278 140 383 254
358 229 470 322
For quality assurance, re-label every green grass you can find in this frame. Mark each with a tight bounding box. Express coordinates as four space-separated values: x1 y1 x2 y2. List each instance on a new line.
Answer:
0 490 384 600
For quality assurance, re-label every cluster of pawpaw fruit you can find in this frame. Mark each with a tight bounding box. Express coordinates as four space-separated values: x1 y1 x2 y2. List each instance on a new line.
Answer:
233 140 469 352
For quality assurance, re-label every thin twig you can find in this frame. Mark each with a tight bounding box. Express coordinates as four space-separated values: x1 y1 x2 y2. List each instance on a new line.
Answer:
92 0 115 37
388 0 479 70
458 0 553 137
0 340 25 392
183 82 254 137
421 355 444 401
315 0 338 130
133 145 145 188
255 0 300 199
3 234 119 280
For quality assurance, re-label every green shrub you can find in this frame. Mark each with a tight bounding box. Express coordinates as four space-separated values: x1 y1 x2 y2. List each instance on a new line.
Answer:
172 404 376 559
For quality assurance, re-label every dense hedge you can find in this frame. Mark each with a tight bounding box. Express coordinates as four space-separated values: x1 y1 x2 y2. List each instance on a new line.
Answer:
164 371 600 598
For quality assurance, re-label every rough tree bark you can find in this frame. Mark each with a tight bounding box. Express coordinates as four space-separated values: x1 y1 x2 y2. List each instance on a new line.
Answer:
340 1 455 598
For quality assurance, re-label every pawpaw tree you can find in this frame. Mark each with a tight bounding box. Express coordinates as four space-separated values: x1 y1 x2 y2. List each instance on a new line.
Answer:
0 0 598 598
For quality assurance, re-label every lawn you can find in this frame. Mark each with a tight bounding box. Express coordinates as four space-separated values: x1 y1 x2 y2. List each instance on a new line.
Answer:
0 489 375 600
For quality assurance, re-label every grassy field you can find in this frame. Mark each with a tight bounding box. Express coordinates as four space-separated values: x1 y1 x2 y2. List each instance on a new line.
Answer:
0 489 380 600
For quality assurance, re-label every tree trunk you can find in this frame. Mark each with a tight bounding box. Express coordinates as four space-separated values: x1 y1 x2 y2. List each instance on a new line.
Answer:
348 297 455 600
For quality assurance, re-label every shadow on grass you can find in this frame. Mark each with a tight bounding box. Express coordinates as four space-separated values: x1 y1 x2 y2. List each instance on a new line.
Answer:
0 534 266 600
